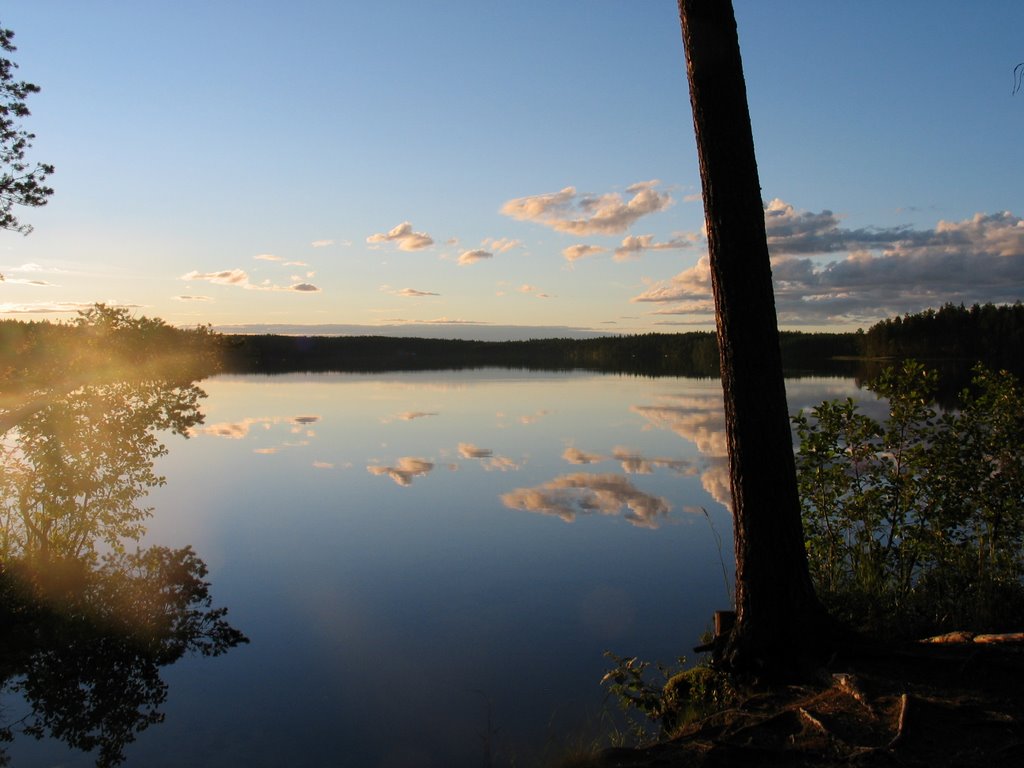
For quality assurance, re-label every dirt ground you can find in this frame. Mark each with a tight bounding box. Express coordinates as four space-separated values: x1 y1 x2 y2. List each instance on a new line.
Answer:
578 635 1024 767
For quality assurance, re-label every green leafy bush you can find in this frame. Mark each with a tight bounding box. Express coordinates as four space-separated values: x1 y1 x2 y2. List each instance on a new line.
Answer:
599 651 735 742
793 361 1024 635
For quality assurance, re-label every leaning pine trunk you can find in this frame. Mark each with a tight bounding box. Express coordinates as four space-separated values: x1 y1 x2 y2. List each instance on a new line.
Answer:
678 0 829 680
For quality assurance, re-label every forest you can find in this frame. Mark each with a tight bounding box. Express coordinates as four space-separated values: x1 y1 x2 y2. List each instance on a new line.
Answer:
860 301 1024 370
0 305 222 397
1 302 1023 390
214 327 864 376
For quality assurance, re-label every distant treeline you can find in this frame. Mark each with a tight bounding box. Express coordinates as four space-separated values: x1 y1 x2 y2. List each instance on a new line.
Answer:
860 302 1024 372
2 302 1023 390
218 303 1024 378
217 330 862 377
219 332 721 376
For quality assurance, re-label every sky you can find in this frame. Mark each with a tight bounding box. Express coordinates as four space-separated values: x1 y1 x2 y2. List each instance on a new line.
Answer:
1 1 1022 338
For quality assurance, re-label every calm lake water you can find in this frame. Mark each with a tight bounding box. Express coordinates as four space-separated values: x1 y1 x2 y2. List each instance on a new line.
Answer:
1 369 872 767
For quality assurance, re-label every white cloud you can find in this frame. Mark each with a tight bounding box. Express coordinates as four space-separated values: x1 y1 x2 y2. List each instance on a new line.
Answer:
633 202 1024 326
517 284 551 299
366 221 435 251
500 181 673 236
0 277 56 286
483 237 523 253
182 269 249 285
458 442 493 459
255 253 309 267
0 301 118 315
562 244 607 262
396 288 440 297
613 234 699 262
181 269 320 293
310 239 335 248
458 249 492 266
500 186 576 226
4 263 72 276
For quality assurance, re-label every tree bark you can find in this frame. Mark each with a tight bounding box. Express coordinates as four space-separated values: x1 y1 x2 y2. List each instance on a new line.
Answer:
677 0 827 680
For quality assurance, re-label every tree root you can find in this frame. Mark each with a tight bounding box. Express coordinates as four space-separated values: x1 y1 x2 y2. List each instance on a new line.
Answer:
886 693 909 749
582 641 1024 767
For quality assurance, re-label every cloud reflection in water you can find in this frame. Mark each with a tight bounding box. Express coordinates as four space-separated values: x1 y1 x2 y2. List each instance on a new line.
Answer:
367 457 435 486
501 472 670 529
561 446 695 476
631 396 732 510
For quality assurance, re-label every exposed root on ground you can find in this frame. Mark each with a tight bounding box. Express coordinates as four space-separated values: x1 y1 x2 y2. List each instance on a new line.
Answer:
579 638 1024 767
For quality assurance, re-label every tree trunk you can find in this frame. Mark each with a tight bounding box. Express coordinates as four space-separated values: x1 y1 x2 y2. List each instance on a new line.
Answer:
677 0 827 680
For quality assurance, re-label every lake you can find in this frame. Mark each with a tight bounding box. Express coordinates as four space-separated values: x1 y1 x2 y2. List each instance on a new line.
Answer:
0 369 873 767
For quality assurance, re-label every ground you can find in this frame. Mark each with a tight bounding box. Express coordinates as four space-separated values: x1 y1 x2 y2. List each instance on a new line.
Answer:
575 636 1024 767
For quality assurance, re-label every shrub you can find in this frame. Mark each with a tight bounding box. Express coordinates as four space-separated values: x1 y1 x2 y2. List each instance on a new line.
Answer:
793 361 1024 635
599 651 735 743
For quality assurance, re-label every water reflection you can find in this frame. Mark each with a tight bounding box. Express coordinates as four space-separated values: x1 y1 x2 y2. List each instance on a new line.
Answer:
631 393 733 510
459 442 495 459
0 379 248 765
502 473 672 529
458 443 521 471
189 413 321 453
116 371 866 767
367 456 436 486
562 446 696 476
627 380 881 513
382 410 439 422
501 390 724 530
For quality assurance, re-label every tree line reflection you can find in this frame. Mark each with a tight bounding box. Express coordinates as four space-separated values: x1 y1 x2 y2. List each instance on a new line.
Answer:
0 379 248 766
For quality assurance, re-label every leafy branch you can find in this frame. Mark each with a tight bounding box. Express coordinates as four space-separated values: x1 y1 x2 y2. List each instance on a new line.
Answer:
0 24 54 235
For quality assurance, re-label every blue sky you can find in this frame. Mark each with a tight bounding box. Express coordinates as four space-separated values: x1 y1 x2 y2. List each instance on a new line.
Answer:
2 1 1022 337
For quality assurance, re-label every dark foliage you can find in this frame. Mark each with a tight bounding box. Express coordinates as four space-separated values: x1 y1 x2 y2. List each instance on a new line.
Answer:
794 361 1024 637
0 305 223 396
0 24 53 235
860 302 1024 378
0 549 248 767
3 302 1022 388
218 330 859 378
1 361 246 766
